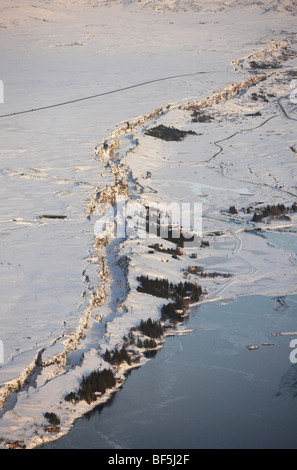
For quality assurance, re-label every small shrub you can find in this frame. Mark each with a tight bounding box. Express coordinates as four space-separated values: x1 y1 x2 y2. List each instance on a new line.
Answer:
191 111 214 123
149 243 178 256
252 213 264 222
44 412 60 426
228 206 238 214
64 391 79 403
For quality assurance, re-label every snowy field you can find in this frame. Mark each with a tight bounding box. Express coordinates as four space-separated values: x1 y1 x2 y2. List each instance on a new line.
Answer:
0 0 296 448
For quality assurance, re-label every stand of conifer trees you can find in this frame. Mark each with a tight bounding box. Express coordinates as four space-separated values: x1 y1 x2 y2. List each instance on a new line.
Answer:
65 368 116 405
136 276 202 303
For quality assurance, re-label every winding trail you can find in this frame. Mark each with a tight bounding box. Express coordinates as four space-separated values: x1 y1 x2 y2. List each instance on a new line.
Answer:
205 229 258 302
207 95 297 198
277 95 297 122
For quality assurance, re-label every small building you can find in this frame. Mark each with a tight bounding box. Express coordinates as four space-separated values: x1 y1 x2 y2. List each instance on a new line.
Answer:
182 297 191 309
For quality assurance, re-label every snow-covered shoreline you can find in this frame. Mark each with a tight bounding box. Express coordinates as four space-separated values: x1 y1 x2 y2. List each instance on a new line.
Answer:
0 0 296 449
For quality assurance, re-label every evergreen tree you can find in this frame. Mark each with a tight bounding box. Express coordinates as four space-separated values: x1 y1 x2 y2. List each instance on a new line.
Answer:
104 349 112 363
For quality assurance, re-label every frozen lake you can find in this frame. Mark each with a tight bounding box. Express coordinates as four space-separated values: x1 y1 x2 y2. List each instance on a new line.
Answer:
45 294 297 449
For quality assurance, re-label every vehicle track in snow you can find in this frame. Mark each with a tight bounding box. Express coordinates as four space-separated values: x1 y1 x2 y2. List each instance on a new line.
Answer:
209 96 297 199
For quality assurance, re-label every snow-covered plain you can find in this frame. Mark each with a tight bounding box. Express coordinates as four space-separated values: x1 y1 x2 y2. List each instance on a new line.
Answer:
0 0 296 448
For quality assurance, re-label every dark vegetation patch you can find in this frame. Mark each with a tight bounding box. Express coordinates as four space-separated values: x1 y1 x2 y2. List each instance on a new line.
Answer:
137 275 172 299
228 205 238 214
136 337 157 349
222 203 297 222
65 369 116 405
249 47 296 72
104 345 132 366
37 215 67 220
287 71 297 78
251 91 269 103
137 275 202 302
251 203 296 222
249 60 281 69
148 243 181 256
187 265 232 278
44 412 60 426
139 318 164 338
123 324 159 348
245 111 262 117
205 231 223 237
161 302 183 322
191 110 214 123
144 124 197 141
136 275 202 323
64 391 78 403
